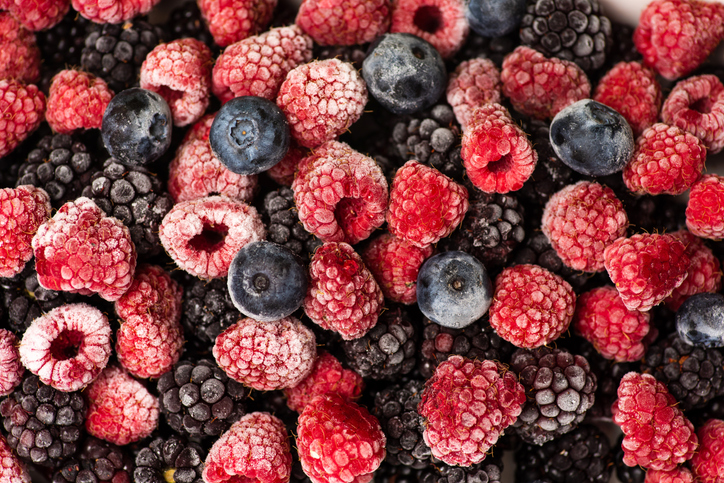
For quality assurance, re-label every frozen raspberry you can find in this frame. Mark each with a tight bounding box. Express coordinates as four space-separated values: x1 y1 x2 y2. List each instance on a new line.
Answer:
661 75 724 154
390 0 468 59
666 230 722 311
203 412 291 483
72 0 160 23
32 197 137 302
0 79 45 158
277 58 368 148
418 355 525 466
0 11 40 84
296 0 390 46
265 141 308 186
297 393 386 483
446 57 502 130
45 69 114 134
612 372 698 471
646 467 696 483
0 434 30 483
0 185 51 278
159 195 265 280
198 0 276 47
593 61 661 136
303 242 384 340
461 103 537 194
489 264 576 348
387 160 468 248
284 351 364 413
574 286 651 362
19 303 112 392
542 181 629 272
691 419 724 483
84 365 159 446
633 0 724 80
0 330 23 397
292 140 388 245
182 112 215 145
501 46 591 120
685 174 724 240
3 0 69 31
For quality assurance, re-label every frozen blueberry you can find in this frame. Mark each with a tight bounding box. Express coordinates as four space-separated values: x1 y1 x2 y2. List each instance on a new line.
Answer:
101 87 173 166
209 96 290 176
227 241 307 322
549 99 634 177
416 251 493 329
362 33 447 115
676 293 724 348
466 0 526 37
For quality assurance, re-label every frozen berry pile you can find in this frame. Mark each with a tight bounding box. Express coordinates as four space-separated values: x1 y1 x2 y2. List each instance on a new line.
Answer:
1 0 724 482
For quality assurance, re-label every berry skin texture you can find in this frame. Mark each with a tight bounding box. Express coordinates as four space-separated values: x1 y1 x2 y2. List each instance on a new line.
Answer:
612 372 698 471
685 174 724 240
266 141 308 186
296 0 391 46
691 419 724 483
466 0 525 38
418 356 525 466
198 0 277 48
489 264 576 348
0 78 45 158
3 0 69 31
276 58 367 149
676 293 724 348
31 197 137 302
46 69 114 134
0 434 30 483
72 0 161 23
387 160 469 248
446 57 502 130
390 0 469 59
203 412 291 483
0 330 23 397
0 185 51 278
646 467 696 483
0 12 41 84
665 230 722 311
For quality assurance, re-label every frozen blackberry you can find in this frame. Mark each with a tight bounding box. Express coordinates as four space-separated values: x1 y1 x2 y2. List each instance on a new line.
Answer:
623 194 686 235
36 10 93 93
314 44 368 71
419 453 504 483
180 277 241 355
51 436 133 483
134 435 205 483
600 22 641 72
453 31 520 68
613 435 645 483
166 1 216 50
376 463 420 483
260 187 322 263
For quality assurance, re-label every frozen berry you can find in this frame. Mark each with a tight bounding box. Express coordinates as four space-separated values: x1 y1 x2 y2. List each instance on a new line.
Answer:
676 293 724 349
466 0 525 37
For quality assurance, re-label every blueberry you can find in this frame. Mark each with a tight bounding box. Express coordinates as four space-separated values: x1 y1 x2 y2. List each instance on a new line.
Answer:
549 99 634 177
676 293 724 348
416 251 493 329
466 0 526 37
209 96 290 176
362 33 447 115
101 87 172 166
227 241 307 322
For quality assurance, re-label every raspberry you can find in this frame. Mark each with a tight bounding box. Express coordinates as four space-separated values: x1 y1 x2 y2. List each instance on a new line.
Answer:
0 185 51 278
84 365 159 446
603 234 690 312
665 230 722 311
446 57 502 130
691 418 724 483
3 0 69 31
489 264 576 348
541 181 629 272
0 79 45 158
685 174 724 240
213 316 316 391
31 197 137 302
182 112 215 145
612 372 698 471
0 434 30 483
296 0 390 46
0 11 40 83
211 25 313 103
386 160 468 248
203 412 291 483
297 393 386 483
501 46 591 120
292 140 388 245
593 61 661 136
139 38 213 127
461 103 537 194
0 330 23 397
418 356 525 466
390 0 469 59
277 58 367 148
646 467 695 483
661 74 724 154
45 69 114 134
72 0 160 24
574 286 651 362
623 123 706 196
18 303 112 392
158 195 265 280
633 0 724 80
265 141 308 186
198 0 276 47
303 242 384 340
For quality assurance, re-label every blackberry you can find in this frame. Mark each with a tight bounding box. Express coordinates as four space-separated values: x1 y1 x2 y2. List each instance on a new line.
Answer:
134 435 205 483
600 22 642 72
419 454 504 483
623 194 686 235
259 187 322 263
452 31 520 68
613 435 645 483
166 1 216 51
376 462 420 483
51 436 133 483
314 44 367 71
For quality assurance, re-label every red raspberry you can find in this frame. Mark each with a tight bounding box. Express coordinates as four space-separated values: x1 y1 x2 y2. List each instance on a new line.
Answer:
633 0 724 80
661 74 724 154
284 350 363 413
198 0 276 47
623 123 706 196
646 467 695 483
612 372 698 471
18 303 112 392
541 181 629 272
489 264 576 348
296 0 390 46
266 141 308 186
116 264 182 327
386 160 468 248
0 79 45 158
593 61 661 136
45 69 114 134
390 0 468 59
84 365 159 446
3 0 69 31
158 195 265 280
446 57 502 130
685 174 724 240
72 0 160 23
32 197 137 302
203 412 291 483
277 58 367 148
303 241 384 340
691 418 724 483
574 286 652 362
297 393 386 483
182 112 215 145
501 46 591 120
418 356 525 466
0 185 51 278
0 330 23 397
461 103 537 193
140 38 213 127
0 434 29 483
0 12 40 84
292 140 388 245
665 230 722 311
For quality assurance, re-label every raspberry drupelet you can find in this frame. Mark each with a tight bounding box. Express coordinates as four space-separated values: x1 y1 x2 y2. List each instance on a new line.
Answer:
296 0 391 46
198 0 277 48
72 0 161 23
0 330 23 397
645 467 696 483
0 434 30 483
3 0 70 32
0 12 41 84
446 57 502 130
0 185 51 278
690 418 724 483
45 70 114 134
390 0 469 59
0 78 46 158
685 174 724 240
665 230 722 311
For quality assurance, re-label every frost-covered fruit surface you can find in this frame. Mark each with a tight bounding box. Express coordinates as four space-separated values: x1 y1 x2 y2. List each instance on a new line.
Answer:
676 292 724 348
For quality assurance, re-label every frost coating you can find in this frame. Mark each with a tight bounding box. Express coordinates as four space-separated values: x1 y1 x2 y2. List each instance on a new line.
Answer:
0 330 23 396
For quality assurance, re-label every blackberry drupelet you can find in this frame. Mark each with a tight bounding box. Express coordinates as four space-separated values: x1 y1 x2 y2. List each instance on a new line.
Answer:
259 187 322 263
613 435 645 483
166 1 216 50
419 453 504 483
134 435 205 483
51 436 133 483
35 10 92 93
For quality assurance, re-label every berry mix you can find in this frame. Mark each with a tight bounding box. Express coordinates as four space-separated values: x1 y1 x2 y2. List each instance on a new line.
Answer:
1 0 724 482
